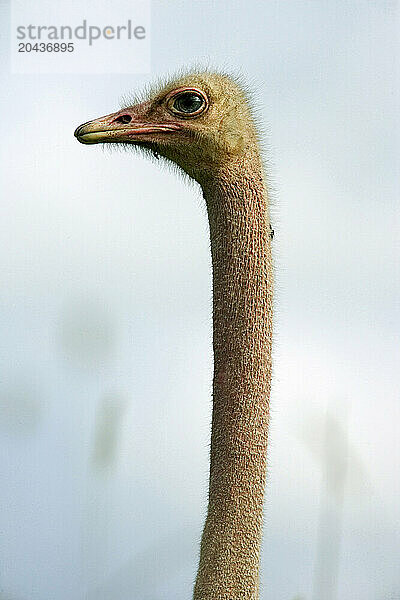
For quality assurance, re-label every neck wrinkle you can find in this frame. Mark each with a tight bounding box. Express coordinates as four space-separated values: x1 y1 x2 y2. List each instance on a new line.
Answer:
193 155 273 600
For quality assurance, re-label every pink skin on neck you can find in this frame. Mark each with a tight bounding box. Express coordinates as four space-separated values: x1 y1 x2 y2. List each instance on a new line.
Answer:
194 155 273 600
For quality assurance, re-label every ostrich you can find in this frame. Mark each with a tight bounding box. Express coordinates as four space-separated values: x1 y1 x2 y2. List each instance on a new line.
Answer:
74 71 273 600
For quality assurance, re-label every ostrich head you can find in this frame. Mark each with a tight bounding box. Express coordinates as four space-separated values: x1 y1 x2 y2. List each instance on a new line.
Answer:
74 71 259 183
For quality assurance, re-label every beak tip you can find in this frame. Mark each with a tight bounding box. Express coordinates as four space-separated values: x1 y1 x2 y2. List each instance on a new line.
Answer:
74 124 84 140
74 123 94 144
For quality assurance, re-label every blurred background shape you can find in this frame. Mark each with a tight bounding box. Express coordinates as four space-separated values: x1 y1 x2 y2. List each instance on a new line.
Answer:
311 407 348 600
0 372 43 435
91 392 127 472
57 297 116 370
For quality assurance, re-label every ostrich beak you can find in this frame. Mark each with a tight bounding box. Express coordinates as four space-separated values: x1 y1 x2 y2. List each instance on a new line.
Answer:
74 104 181 145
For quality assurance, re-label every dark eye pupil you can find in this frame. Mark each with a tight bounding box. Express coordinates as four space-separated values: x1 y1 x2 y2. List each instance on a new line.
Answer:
174 92 204 114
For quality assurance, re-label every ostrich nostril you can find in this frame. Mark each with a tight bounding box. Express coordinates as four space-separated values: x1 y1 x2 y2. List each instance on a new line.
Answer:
113 114 132 124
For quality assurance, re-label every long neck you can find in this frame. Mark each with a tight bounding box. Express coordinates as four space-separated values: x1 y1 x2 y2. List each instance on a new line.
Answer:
193 152 273 600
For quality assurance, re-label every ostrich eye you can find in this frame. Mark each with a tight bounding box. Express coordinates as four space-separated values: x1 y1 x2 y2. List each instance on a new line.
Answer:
172 91 206 115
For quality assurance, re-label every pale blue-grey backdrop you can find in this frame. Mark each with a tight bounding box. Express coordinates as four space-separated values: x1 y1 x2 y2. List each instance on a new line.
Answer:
0 1 398 599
